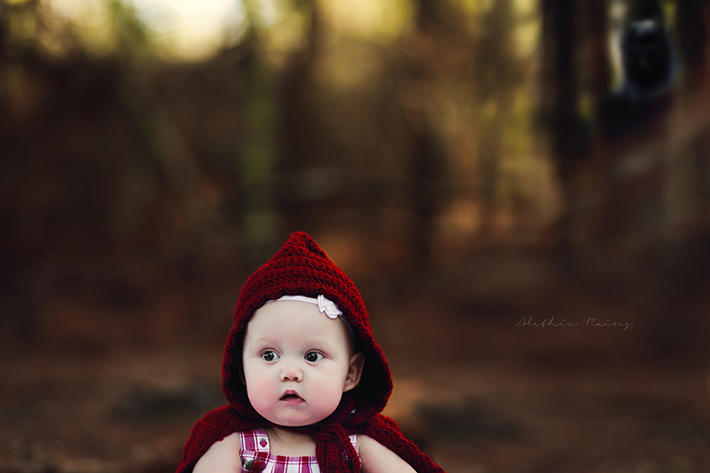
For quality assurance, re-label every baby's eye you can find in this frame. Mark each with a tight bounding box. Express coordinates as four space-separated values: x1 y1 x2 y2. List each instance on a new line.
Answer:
261 350 279 362
304 351 324 363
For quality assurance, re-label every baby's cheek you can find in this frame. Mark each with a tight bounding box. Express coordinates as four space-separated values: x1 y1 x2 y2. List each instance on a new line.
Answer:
311 376 346 411
245 373 272 404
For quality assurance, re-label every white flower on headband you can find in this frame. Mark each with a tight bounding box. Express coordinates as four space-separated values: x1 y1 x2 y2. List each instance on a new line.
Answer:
317 295 342 319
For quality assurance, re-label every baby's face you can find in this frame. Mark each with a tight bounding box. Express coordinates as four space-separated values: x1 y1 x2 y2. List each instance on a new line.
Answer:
242 300 363 427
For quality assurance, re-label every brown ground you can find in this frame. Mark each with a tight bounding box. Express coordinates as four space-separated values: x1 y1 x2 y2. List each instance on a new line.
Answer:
2 246 710 473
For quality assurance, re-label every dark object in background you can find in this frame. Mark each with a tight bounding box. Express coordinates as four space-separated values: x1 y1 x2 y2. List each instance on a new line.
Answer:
599 18 675 139
620 19 675 100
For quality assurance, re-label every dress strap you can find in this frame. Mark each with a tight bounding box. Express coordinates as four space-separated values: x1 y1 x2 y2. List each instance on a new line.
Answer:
238 428 270 454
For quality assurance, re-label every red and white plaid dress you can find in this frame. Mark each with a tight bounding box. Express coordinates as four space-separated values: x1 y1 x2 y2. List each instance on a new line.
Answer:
238 428 358 473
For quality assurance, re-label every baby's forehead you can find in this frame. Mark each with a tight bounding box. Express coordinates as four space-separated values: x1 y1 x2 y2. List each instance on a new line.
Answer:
250 299 325 321
248 301 338 333
245 300 355 351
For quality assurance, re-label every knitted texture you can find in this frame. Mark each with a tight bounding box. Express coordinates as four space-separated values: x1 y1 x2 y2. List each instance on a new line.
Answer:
175 232 445 473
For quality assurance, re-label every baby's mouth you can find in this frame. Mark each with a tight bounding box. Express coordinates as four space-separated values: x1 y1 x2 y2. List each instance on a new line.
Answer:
280 390 304 402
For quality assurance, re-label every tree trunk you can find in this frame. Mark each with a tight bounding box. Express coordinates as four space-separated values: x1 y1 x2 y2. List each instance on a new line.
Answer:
539 0 583 248
675 0 709 89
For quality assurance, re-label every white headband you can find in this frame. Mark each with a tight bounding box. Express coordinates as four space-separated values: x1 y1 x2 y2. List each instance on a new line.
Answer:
265 295 354 340
267 295 342 318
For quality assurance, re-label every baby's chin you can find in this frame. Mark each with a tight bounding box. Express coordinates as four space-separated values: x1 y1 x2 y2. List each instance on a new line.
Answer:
264 412 335 428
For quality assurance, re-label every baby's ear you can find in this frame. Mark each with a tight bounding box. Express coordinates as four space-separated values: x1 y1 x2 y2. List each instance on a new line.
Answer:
344 353 364 392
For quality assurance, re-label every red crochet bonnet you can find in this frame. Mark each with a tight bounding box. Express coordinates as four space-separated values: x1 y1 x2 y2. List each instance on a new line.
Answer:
222 231 393 427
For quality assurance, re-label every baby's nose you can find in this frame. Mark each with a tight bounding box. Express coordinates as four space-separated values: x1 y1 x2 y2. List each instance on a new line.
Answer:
280 363 303 382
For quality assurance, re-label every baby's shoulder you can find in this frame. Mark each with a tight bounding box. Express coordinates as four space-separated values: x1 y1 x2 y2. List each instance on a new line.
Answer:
357 435 416 473
193 432 242 473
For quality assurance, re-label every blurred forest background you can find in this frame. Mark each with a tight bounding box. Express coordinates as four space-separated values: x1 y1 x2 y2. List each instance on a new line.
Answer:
2 0 710 472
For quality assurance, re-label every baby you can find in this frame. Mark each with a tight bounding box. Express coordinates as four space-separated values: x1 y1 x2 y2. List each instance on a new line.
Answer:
176 232 445 473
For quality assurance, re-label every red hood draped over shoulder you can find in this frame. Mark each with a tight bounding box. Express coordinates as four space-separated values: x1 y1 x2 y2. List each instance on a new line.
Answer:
175 232 445 473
